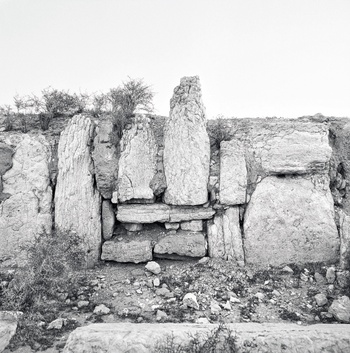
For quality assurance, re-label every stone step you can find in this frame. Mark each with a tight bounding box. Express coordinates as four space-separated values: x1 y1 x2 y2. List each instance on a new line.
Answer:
62 322 350 353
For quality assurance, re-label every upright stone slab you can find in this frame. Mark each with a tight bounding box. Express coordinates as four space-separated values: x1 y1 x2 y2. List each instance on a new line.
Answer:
102 200 115 240
55 115 101 266
339 210 350 270
92 116 119 199
118 115 158 202
207 207 244 263
220 140 247 205
0 134 52 266
163 76 210 205
244 176 339 267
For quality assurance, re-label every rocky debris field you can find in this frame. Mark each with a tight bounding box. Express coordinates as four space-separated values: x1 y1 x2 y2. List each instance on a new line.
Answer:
1 258 350 352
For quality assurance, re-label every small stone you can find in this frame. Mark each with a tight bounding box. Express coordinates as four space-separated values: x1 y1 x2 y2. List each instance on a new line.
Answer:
195 317 210 324
281 266 294 274
136 289 143 294
153 278 160 287
156 310 168 321
145 261 161 275
77 300 89 308
210 300 221 315
326 267 336 284
123 223 143 232
183 293 199 310
272 290 280 297
328 296 350 322
254 292 265 301
314 272 327 284
222 301 231 310
315 293 328 307
93 304 110 315
47 318 66 330
300 273 309 282
155 287 173 298
198 257 210 264
165 222 179 230
230 296 241 304
336 270 350 288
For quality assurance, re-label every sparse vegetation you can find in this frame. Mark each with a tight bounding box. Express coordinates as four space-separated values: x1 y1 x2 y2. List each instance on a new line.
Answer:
209 115 231 149
154 324 237 353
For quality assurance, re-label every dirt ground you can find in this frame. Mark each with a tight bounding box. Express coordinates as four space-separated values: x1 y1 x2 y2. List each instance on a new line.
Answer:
2 257 349 352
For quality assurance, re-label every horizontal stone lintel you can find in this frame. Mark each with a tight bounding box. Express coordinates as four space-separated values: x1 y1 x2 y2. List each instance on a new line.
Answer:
116 204 215 223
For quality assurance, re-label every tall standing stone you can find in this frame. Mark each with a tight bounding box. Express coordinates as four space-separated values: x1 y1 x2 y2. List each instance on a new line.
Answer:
117 115 158 202
0 134 52 266
55 115 101 267
163 76 210 205
92 116 119 199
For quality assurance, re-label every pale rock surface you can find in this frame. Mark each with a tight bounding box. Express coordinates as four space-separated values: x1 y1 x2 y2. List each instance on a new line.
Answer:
220 140 247 205
326 267 336 284
252 121 332 174
118 115 158 202
180 220 202 232
328 296 350 322
163 76 210 205
183 293 199 310
92 116 119 199
244 176 339 266
123 223 143 232
62 322 350 353
154 231 206 258
55 115 101 267
93 304 110 315
207 207 244 262
339 210 350 269
165 222 179 230
0 312 18 352
315 293 328 307
102 200 115 240
117 204 215 223
145 261 161 275
0 134 52 266
47 318 66 330
101 238 152 263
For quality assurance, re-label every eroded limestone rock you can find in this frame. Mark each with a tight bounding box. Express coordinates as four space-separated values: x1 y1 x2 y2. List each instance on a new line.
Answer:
339 210 350 270
101 238 152 263
92 116 119 199
102 200 115 240
220 140 247 205
154 231 206 258
0 134 52 266
116 204 215 223
63 322 350 353
207 207 244 263
118 115 158 202
163 76 210 205
244 176 339 267
55 115 101 266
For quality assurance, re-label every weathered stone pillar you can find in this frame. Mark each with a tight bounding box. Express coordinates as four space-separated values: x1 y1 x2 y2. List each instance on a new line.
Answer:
163 76 210 205
55 115 101 267
117 114 158 202
0 134 52 266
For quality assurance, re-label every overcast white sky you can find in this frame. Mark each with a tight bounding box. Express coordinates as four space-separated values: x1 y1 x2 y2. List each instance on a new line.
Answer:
0 0 349 118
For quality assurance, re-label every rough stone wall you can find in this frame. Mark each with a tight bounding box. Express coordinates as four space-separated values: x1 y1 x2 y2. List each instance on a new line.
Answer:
55 115 101 267
0 134 52 266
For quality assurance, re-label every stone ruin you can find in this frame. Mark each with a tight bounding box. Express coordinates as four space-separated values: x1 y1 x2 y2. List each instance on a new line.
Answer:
0 75 350 271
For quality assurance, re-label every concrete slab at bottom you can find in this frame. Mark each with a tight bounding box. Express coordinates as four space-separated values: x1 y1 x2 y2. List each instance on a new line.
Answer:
62 322 350 353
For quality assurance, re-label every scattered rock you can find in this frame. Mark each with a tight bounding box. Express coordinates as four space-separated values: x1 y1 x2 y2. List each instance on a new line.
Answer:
328 296 350 322
47 318 66 330
198 257 210 264
93 304 111 315
336 270 350 288
314 272 326 284
156 310 168 321
222 301 232 311
195 317 210 324
77 300 89 308
210 300 221 315
281 266 294 274
183 293 199 310
326 267 336 284
123 223 143 232
153 278 160 287
145 261 161 275
315 293 328 307
254 292 265 301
